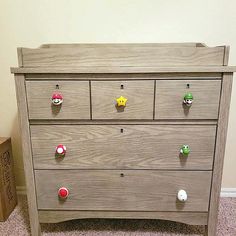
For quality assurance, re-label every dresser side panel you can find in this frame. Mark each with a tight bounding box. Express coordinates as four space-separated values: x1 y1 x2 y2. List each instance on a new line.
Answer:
14 75 41 235
208 72 233 235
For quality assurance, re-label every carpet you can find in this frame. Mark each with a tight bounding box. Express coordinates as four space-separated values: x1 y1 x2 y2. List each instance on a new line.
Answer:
0 195 235 236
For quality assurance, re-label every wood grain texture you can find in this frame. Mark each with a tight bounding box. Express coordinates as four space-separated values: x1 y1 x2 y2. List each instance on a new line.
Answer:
26 81 90 120
223 45 230 66
25 73 222 80
39 43 206 48
155 80 221 119
17 48 23 67
10 66 236 74
207 73 233 236
31 125 216 170
18 44 225 68
11 44 235 232
14 75 41 235
35 170 212 212
29 119 218 125
38 210 208 225
91 80 154 119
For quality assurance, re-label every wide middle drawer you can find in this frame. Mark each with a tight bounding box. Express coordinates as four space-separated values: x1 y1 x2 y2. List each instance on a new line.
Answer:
31 125 216 170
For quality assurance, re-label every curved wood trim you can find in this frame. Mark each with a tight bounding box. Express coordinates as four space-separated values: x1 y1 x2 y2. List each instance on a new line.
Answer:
38 210 208 226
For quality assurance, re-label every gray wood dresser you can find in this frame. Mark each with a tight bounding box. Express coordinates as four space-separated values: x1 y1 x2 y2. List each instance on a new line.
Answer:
11 43 236 236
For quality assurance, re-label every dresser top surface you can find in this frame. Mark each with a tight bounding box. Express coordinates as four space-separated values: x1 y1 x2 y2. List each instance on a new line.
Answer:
11 66 236 74
11 43 236 74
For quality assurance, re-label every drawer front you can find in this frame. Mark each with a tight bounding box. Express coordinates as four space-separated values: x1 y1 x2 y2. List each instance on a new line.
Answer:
26 81 90 119
155 80 221 119
31 125 216 170
91 81 154 119
35 170 211 211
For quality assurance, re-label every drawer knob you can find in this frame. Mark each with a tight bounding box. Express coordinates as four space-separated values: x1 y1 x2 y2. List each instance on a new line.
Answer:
116 96 128 107
180 145 190 156
55 144 66 157
52 93 63 105
183 93 193 107
177 189 188 202
58 187 69 199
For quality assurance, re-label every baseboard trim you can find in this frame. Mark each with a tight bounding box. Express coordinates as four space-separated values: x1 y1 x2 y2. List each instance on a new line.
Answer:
16 186 236 197
16 186 27 195
220 188 236 197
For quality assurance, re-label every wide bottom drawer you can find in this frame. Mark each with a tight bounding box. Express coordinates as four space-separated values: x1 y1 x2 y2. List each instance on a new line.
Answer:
35 170 211 212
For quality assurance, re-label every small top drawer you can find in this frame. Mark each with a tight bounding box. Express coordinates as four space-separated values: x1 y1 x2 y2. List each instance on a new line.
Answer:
91 80 154 119
26 81 90 119
155 80 221 119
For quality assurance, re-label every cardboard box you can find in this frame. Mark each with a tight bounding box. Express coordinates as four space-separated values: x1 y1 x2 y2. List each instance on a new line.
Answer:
0 137 17 221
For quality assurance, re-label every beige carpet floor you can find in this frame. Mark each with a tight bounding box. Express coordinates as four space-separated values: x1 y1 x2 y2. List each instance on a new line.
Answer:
0 195 235 236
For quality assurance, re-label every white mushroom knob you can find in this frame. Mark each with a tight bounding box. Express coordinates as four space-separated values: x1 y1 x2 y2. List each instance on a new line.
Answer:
177 189 188 202
55 144 66 157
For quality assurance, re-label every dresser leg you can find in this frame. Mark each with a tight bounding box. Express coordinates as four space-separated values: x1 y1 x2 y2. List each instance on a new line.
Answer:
28 212 41 236
204 225 208 236
29 221 41 236
205 222 217 236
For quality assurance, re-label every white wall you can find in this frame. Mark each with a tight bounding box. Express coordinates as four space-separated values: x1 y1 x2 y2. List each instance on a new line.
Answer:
0 0 236 187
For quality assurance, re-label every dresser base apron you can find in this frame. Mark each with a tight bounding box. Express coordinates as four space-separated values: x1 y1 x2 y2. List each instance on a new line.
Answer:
38 210 208 225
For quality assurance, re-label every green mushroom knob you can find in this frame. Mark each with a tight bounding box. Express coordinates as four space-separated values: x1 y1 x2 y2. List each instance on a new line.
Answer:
180 145 190 156
183 93 193 107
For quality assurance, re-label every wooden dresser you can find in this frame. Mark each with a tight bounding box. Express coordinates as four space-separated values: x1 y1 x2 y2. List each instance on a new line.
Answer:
11 43 235 236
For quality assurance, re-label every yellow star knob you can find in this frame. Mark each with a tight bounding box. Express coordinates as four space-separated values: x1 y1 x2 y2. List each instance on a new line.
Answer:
116 96 128 107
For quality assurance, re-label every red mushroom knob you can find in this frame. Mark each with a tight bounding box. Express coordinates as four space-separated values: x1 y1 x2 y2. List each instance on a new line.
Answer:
55 144 66 156
51 93 63 105
58 187 69 199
